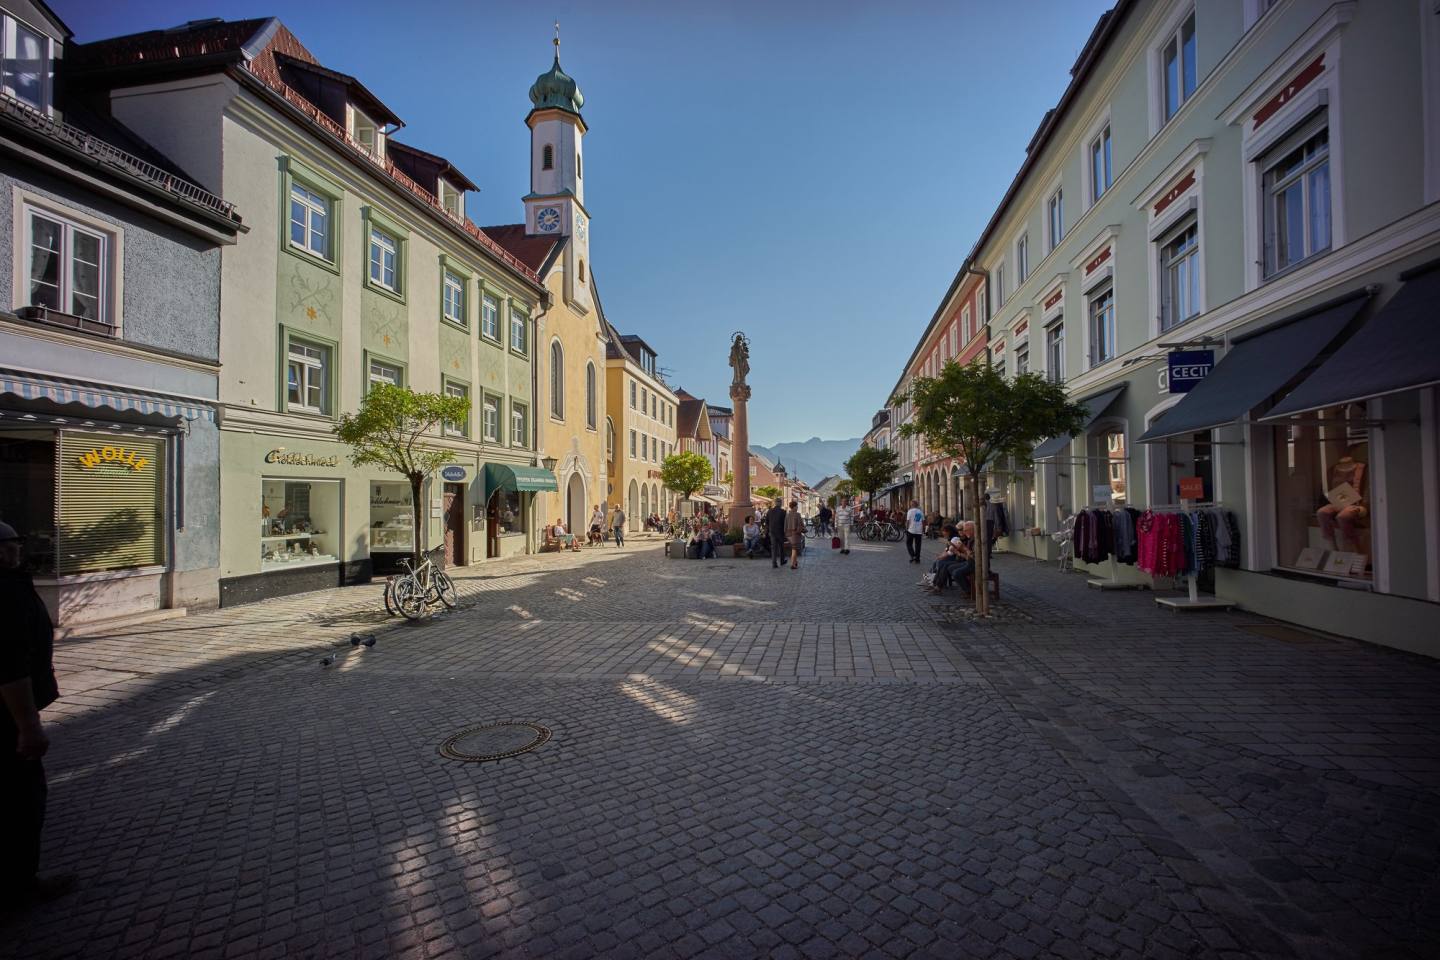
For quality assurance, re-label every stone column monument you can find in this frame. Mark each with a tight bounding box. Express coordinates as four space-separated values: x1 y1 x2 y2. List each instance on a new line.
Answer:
728 332 753 534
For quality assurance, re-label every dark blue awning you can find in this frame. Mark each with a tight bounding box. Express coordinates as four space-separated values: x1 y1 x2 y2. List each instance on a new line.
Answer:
1032 385 1126 460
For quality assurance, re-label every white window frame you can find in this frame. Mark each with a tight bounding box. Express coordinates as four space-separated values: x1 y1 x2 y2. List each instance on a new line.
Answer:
1045 318 1065 383
443 270 466 326
482 395 500 442
480 291 500 340
1048 189 1064 251
510 401 528 448
1014 235 1029 286
510 307 529 355
1157 218 1201 333
1015 341 1029 377
2 13 52 113
1141 144 1207 338
961 305 972 343
438 179 462 218
368 357 402 390
550 339 565 421
995 261 1006 308
350 107 380 157
1259 117 1332 282
1084 114 1113 208
20 203 114 328
629 429 637 458
287 338 330 416
443 379 469 437
289 182 331 260
629 381 637 409
368 226 399 291
1148 4 1199 135
1086 284 1116 369
585 362 597 430
1229 20 1348 293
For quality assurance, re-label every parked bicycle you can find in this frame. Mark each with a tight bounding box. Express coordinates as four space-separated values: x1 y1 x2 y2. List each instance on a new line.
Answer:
384 546 457 620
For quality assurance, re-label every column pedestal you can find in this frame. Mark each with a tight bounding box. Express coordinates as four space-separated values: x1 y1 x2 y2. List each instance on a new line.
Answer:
729 383 753 534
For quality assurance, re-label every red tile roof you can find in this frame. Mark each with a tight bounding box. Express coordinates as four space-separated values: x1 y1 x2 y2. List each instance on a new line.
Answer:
68 18 541 286
479 225 562 274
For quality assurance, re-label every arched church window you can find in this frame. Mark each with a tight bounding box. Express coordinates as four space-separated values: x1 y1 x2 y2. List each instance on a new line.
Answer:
586 362 597 429
542 144 554 170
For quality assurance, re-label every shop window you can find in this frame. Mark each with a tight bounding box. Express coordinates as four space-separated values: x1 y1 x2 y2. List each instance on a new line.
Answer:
260 479 340 570
57 433 165 575
287 338 331 415
1088 286 1115 367
491 487 523 535
1089 428 1127 505
481 292 500 340
1272 404 1371 581
0 430 56 574
25 208 110 325
1162 430 1214 504
1159 220 1200 331
1262 120 1331 279
369 481 413 554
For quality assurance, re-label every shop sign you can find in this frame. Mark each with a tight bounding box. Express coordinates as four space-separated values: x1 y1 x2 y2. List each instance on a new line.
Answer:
77 444 150 472
1177 476 1206 500
1167 350 1214 394
441 466 467 481
265 449 339 467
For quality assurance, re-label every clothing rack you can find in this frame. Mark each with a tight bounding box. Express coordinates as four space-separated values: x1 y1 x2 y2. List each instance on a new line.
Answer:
1084 503 1144 592
1152 500 1238 612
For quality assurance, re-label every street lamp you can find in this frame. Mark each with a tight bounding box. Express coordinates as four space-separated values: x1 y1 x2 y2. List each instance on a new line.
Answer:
540 455 557 472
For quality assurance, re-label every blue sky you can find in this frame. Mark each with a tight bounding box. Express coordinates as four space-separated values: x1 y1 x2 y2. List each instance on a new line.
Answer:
56 0 1111 447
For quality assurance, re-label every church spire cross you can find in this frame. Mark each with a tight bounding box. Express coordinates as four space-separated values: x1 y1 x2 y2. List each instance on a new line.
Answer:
553 20 561 59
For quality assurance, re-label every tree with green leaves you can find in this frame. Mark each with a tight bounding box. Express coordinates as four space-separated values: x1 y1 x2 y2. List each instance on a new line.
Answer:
754 484 782 502
844 445 900 502
835 479 855 504
900 360 1088 615
660 450 713 501
334 383 471 571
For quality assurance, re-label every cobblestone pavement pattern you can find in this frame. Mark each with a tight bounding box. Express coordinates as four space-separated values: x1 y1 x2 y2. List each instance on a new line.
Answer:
4 532 1440 959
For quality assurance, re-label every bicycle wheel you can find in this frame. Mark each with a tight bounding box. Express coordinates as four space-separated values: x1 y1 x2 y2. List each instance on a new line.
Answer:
886 524 903 542
383 577 397 617
393 576 426 620
433 570 458 609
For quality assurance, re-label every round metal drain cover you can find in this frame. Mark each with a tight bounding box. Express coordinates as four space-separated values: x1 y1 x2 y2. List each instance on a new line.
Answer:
439 722 551 762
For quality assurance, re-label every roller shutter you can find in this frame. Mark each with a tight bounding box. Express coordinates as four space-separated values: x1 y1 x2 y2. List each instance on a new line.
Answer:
57 433 165 574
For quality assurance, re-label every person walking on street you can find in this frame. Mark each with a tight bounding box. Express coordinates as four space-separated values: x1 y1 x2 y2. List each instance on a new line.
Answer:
1 521 72 907
836 502 853 554
905 499 925 563
610 503 626 547
767 500 788 569
784 500 805 570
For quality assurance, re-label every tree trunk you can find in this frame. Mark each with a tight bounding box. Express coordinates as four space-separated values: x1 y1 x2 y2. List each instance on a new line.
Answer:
410 473 425 572
972 470 989 616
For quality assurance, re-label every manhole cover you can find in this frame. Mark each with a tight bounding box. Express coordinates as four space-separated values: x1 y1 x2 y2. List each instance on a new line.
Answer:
439 722 551 762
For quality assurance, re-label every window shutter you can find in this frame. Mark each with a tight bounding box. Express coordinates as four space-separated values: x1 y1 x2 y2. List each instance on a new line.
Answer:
57 433 165 574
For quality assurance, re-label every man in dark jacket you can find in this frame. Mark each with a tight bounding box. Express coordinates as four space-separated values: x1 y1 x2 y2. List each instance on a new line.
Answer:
766 502 788 569
0 521 70 906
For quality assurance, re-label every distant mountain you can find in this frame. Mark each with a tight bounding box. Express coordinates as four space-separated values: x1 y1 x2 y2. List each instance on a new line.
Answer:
751 437 862 486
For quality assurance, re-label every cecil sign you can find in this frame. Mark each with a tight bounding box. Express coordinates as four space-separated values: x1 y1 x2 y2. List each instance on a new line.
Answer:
1167 350 1214 394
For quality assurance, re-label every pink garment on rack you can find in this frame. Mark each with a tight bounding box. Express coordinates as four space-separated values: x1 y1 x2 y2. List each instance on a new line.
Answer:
1136 511 1184 578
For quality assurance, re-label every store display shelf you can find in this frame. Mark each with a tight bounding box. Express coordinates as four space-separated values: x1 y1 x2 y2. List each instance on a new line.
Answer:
261 533 324 541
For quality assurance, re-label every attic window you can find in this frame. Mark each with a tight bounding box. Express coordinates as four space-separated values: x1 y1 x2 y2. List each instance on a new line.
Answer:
352 108 379 156
438 180 462 218
542 144 554 170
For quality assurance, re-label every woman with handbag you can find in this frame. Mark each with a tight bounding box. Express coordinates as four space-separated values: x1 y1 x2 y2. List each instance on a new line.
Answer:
784 500 805 570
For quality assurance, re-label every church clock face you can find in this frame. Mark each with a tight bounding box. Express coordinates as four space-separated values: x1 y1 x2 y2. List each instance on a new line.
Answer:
536 207 561 233
575 214 587 241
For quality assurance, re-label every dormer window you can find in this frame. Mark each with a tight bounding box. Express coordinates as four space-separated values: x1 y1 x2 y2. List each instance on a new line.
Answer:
542 144 554 170
438 179 462 219
350 107 381 158
2 13 50 112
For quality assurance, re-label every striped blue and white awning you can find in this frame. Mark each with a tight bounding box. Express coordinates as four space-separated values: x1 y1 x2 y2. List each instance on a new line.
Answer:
0 370 215 422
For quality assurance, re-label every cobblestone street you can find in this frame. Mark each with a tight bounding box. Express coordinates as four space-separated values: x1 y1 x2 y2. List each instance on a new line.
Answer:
4 535 1440 959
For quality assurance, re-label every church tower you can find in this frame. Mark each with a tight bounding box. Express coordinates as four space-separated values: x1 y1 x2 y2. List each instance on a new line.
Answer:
524 35 592 313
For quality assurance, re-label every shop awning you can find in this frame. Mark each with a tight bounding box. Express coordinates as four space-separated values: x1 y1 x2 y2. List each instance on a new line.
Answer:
1137 291 1369 443
1032 384 1126 460
1262 265 1440 419
484 463 557 493
0 369 215 422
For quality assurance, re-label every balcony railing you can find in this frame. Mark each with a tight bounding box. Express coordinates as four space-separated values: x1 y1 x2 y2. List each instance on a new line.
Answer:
1 93 238 220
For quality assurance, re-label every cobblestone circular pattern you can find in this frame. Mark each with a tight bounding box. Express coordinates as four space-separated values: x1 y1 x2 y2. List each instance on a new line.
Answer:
438 722 552 762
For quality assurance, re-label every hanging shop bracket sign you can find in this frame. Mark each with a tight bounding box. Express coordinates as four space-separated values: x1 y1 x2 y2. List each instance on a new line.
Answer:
1167 350 1215 394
